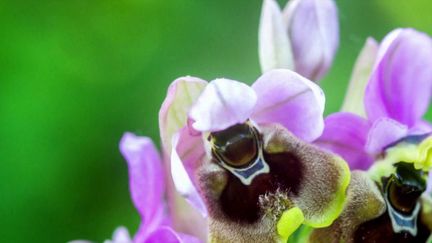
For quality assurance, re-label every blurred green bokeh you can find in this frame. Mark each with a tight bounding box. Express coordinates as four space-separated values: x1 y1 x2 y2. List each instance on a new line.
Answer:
1 0 431 242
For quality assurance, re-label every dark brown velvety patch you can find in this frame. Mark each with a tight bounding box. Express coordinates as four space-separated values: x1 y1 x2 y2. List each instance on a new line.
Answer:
218 151 304 224
353 209 430 243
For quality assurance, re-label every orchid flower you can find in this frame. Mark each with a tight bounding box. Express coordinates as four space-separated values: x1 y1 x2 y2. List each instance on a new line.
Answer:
315 28 432 176
119 133 203 243
312 28 432 242
259 0 339 81
160 69 351 242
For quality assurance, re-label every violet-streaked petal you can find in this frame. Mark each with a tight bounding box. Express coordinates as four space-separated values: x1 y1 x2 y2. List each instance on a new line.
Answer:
341 38 378 117
374 29 402 64
283 0 339 81
365 28 432 126
159 76 207 152
145 227 201 243
365 118 409 155
258 0 294 73
171 128 208 216
315 112 372 170
119 133 164 235
189 78 257 132
251 69 325 142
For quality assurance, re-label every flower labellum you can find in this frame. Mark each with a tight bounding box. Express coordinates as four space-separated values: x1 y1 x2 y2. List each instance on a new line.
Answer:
311 133 432 242
259 0 339 81
311 162 432 242
352 162 431 242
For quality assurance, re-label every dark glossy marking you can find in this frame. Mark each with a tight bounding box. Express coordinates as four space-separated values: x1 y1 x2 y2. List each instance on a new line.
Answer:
211 123 258 168
353 210 429 243
218 151 304 224
387 163 426 214
353 163 430 242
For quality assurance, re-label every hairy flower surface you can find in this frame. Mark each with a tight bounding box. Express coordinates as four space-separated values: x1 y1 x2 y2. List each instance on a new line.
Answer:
258 0 339 81
312 28 432 242
159 69 351 242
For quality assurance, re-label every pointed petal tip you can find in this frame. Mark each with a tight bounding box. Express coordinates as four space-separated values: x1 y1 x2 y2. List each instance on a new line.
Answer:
365 28 432 126
119 132 165 231
119 132 154 162
341 37 378 117
158 76 207 152
284 0 339 80
259 0 294 72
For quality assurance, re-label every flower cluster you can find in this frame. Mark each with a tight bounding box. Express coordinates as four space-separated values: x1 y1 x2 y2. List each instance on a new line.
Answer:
73 0 432 242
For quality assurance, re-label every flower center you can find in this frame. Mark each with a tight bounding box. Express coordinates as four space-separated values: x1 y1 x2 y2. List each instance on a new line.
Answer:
210 122 259 168
209 122 270 185
384 162 427 236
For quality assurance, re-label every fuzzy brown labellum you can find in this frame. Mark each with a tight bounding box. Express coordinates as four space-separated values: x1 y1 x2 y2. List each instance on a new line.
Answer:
197 123 350 242
309 171 386 243
310 164 432 243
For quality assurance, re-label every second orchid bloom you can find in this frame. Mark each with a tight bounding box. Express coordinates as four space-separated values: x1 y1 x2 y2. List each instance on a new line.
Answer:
313 28 432 242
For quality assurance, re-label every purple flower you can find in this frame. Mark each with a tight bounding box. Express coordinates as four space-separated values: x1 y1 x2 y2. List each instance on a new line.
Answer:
117 133 202 243
316 28 432 171
259 0 339 81
160 69 351 241
310 29 432 242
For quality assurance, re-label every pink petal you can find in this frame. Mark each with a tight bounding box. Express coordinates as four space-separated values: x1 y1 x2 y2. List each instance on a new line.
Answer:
258 0 294 72
315 112 373 170
159 76 207 152
341 38 378 117
145 227 201 243
251 69 325 142
365 118 409 155
119 133 164 237
365 28 432 127
171 127 208 216
283 0 339 81
189 79 257 132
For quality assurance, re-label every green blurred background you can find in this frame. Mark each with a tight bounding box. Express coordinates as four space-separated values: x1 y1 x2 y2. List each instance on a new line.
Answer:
1 0 431 242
